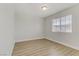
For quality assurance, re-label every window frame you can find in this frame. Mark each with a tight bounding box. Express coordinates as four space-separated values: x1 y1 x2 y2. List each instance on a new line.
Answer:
52 15 72 33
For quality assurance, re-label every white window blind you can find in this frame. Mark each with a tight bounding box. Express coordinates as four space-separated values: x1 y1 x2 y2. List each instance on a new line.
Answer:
52 15 72 32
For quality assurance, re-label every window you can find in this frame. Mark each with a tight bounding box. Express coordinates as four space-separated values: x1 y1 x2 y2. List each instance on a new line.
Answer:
52 18 61 32
52 15 72 32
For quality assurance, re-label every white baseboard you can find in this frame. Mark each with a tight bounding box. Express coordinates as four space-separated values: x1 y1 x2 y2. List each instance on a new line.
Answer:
10 39 15 56
15 36 79 50
16 36 45 43
45 37 79 50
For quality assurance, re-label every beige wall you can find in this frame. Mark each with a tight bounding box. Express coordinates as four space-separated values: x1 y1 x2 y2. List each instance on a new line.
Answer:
0 4 15 55
15 4 44 42
44 4 79 50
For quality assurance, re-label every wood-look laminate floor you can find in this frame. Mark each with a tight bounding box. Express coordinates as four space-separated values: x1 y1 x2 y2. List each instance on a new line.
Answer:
12 39 79 56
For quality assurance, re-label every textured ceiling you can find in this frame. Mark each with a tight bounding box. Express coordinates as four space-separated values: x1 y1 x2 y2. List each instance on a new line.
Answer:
15 3 77 18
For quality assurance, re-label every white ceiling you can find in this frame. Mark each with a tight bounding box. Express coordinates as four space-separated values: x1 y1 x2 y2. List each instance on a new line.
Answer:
15 3 77 18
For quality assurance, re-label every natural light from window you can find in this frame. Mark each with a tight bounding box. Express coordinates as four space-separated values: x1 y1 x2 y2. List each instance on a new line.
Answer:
52 15 72 33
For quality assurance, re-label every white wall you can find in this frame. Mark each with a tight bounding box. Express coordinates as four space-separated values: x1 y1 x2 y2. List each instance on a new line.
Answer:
44 4 79 50
15 6 44 42
0 4 15 55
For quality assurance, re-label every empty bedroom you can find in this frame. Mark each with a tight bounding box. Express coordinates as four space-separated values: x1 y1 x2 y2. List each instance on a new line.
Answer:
0 3 79 56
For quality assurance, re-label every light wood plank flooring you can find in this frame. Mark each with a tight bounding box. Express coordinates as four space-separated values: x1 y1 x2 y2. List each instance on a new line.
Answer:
12 39 79 56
